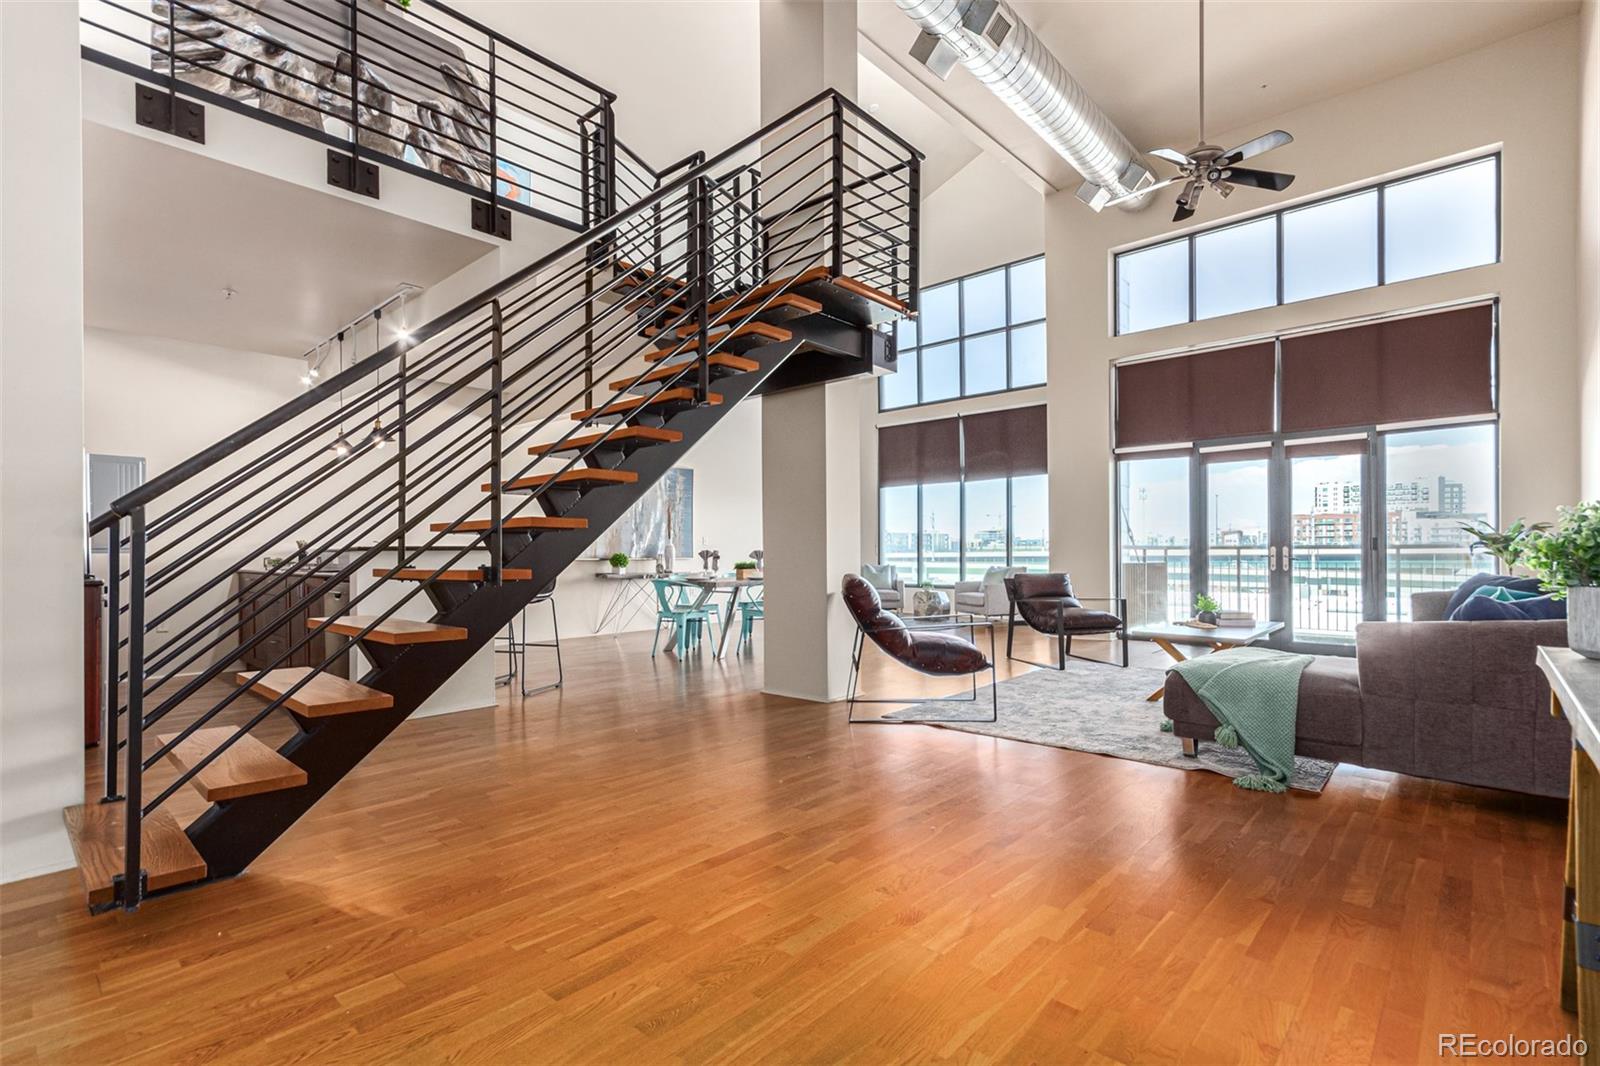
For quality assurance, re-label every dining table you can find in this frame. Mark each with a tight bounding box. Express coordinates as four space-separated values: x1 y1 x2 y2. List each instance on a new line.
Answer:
673 575 763 659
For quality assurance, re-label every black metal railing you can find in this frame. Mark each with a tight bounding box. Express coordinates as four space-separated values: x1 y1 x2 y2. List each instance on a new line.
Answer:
80 0 616 229
88 89 922 911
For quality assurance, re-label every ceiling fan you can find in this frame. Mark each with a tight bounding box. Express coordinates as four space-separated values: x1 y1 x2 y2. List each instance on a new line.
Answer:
1108 0 1296 222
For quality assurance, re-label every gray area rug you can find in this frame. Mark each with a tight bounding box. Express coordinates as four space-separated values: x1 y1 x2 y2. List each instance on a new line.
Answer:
880 661 1337 793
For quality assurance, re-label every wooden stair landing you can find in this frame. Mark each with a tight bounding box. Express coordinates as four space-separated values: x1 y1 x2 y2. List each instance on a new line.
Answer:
306 616 470 645
156 727 308 803
64 803 207 908
235 667 395 718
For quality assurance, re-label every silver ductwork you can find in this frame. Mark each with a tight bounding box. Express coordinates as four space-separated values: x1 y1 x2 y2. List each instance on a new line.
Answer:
898 0 1153 210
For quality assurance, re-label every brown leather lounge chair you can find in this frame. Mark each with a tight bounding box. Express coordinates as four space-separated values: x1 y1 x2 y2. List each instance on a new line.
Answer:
1003 573 1129 669
841 573 997 723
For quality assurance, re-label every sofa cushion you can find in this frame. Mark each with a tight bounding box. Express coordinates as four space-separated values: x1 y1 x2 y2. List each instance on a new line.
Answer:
1444 573 1544 617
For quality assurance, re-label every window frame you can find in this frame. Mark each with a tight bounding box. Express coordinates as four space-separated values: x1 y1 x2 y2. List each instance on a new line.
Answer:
880 254 1046 412
1112 154 1501 336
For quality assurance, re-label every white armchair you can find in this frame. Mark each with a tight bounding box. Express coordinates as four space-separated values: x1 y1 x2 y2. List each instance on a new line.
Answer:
954 566 1026 618
861 563 907 610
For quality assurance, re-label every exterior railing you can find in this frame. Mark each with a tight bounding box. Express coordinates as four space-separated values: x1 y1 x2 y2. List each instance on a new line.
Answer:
80 0 616 229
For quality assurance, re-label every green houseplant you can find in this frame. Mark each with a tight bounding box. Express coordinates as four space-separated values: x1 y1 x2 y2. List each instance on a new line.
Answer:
607 551 629 575
1193 592 1220 626
733 560 759 581
1463 503 1600 658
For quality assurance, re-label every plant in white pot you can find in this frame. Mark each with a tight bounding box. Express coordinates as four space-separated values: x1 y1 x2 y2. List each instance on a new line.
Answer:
608 551 630 576
1465 504 1600 658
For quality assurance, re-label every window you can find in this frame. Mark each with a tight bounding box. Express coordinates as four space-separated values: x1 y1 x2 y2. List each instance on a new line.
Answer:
1117 456 1191 626
877 407 1048 583
1383 157 1498 283
1381 423 1497 620
1113 155 1500 335
880 255 1047 410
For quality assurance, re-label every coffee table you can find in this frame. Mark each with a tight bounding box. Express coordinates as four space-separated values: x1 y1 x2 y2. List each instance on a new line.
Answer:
1128 620 1285 703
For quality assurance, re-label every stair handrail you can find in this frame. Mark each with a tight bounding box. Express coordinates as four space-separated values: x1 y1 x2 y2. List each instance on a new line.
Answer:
88 87 920 537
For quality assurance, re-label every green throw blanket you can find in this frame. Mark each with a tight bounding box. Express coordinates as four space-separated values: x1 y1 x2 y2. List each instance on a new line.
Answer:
1167 647 1314 793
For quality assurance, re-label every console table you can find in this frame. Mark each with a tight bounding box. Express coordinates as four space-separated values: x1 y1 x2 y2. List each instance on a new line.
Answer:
1538 645 1600 1062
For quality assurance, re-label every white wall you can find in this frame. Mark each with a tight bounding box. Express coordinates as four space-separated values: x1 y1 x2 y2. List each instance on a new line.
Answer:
1 1 87 883
1044 18 1585 589
1581 0 1600 500
920 150 1044 286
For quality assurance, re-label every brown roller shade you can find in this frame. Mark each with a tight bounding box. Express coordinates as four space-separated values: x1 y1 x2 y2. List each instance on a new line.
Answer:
1115 342 1276 448
962 405 1047 480
878 417 961 487
1284 437 1368 458
1280 304 1494 432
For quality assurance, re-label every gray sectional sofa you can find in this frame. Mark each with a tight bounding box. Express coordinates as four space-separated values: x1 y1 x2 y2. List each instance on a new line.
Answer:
1162 591 1572 797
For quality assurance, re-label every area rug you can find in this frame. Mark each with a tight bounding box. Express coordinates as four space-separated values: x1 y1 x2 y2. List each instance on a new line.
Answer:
879 661 1337 793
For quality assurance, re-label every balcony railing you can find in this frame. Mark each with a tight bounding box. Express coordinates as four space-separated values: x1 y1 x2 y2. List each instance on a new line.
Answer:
1119 543 1492 640
81 0 616 230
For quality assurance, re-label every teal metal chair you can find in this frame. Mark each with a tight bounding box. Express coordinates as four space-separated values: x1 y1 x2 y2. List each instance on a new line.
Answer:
651 578 720 658
735 586 764 654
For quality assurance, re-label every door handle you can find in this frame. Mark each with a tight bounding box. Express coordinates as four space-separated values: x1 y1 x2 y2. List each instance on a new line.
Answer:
1280 545 1291 570
1268 546 1276 572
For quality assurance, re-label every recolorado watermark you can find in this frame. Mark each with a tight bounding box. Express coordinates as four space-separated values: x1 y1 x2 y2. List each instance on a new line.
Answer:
1438 1033 1587 1058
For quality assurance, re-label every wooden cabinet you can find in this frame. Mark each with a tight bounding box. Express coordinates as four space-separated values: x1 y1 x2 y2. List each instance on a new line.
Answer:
234 569 351 678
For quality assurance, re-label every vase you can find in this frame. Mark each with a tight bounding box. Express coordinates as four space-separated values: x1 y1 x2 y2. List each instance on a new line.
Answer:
662 539 675 574
912 587 950 617
1570 585 1600 660
1196 610 1218 625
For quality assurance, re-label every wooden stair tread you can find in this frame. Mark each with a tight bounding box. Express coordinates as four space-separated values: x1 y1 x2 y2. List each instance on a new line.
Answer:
376 568 534 582
482 468 638 493
529 427 683 455
306 615 470 645
570 388 723 420
64 803 207 907
499 468 639 493
429 516 590 533
646 322 791 361
664 267 831 318
644 294 823 337
609 353 758 390
235 667 395 717
831 274 911 314
156 727 308 803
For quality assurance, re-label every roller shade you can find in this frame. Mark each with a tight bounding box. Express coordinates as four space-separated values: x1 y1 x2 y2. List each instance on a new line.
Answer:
1279 304 1494 432
1115 342 1276 448
962 405 1047 480
878 417 961 487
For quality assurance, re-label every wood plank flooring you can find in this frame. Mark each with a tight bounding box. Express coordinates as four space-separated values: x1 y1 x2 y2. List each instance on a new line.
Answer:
0 627 1574 1064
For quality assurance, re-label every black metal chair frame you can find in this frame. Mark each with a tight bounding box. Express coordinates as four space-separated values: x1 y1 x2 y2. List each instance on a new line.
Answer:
1006 596 1130 671
846 617 998 724
495 592 563 697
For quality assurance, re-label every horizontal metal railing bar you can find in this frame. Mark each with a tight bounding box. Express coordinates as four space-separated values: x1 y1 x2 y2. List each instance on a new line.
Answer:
835 95 925 161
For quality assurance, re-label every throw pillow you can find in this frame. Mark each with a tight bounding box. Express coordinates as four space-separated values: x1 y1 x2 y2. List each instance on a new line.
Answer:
1445 573 1544 617
1469 585 1545 604
1450 591 1567 621
861 563 896 590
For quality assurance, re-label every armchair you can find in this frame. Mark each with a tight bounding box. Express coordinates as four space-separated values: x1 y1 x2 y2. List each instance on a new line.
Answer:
842 574 997 723
1004 572 1129 669
861 562 907 611
953 566 1026 618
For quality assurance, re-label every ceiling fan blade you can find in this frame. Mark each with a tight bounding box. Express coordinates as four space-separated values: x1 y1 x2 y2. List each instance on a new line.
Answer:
1102 175 1184 208
1149 147 1192 166
1220 129 1293 165
1173 180 1201 222
1223 167 1295 192
1173 200 1196 223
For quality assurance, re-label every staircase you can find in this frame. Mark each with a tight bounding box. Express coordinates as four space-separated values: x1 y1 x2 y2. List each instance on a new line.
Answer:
76 89 922 912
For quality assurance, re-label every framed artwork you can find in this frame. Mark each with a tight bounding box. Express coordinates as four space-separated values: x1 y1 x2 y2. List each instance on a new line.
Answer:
594 468 692 560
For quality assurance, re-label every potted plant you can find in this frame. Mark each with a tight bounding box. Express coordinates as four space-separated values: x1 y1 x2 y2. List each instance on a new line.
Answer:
607 551 629 575
1193 592 1220 626
1465 504 1600 658
734 560 760 581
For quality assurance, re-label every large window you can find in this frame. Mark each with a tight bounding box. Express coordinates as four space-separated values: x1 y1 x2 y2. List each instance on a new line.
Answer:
881 256 1046 410
878 407 1048 583
1114 155 1499 335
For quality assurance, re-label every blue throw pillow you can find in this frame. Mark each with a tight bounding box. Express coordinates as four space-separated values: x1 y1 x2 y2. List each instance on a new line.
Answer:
1450 591 1567 621
1445 573 1545 617
1470 585 1544 603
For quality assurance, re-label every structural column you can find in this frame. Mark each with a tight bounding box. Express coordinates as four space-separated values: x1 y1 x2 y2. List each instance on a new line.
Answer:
1 0 89 882
759 0 863 703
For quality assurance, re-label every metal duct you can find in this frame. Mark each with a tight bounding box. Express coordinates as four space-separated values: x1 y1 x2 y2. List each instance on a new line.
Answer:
897 0 1153 209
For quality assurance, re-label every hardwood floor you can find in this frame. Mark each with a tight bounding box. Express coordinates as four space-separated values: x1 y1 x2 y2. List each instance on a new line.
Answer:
0 626 1574 1064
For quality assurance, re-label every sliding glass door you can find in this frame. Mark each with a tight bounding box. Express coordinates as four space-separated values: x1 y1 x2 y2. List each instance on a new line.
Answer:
1285 441 1368 646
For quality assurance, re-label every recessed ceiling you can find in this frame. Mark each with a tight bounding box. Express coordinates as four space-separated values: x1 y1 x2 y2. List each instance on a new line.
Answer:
858 0 1579 191
84 122 495 357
